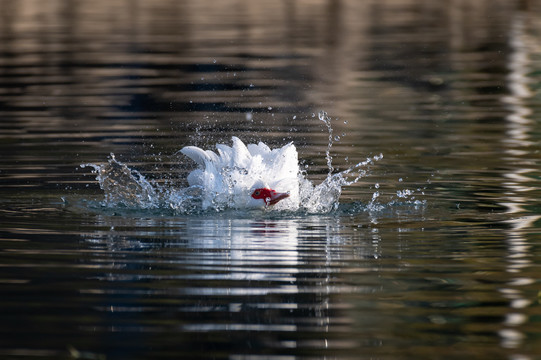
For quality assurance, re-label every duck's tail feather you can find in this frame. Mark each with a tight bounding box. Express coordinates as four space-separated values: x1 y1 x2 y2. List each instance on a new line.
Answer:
180 146 218 166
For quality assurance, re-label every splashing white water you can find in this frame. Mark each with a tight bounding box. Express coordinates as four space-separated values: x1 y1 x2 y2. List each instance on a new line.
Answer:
81 112 384 214
81 154 203 212
81 154 159 209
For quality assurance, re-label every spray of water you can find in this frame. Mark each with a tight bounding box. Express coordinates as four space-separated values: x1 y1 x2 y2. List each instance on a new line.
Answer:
319 110 335 177
294 115 369 212
295 111 384 213
81 155 201 212
81 154 158 209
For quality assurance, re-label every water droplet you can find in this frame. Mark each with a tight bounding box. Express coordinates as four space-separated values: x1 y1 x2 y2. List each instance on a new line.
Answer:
318 110 329 123
397 189 414 198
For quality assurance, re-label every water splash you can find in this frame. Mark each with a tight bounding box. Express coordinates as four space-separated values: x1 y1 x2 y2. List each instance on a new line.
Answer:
319 110 335 176
81 112 389 214
81 154 202 212
297 111 383 213
81 154 158 209
299 151 383 213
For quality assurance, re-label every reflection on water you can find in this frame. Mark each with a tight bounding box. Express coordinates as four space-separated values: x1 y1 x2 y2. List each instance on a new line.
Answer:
1 0 541 359
77 214 377 356
499 10 540 353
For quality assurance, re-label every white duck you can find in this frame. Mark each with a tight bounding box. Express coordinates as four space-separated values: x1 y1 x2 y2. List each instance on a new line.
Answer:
180 136 300 210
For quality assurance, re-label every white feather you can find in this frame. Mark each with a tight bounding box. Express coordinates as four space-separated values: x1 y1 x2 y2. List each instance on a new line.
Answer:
180 137 300 210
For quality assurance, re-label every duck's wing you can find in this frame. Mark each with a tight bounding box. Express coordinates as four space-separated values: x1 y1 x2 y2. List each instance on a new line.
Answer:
180 146 219 166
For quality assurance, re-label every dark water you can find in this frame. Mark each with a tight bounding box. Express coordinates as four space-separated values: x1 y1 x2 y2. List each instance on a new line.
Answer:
1 0 541 359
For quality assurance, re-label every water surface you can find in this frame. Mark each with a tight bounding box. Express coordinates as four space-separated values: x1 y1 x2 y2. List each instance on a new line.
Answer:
1 1 541 359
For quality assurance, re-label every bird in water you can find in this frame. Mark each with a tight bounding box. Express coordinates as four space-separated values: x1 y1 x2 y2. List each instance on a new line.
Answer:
84 135 380 213
180 136 300 210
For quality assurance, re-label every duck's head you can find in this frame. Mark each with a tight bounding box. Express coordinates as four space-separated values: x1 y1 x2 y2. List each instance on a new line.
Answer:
247 181 290 208
251 187 290 206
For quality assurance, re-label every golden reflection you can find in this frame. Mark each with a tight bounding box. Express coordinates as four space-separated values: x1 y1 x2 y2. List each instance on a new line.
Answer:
0 0 524 122
498 8 539 357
